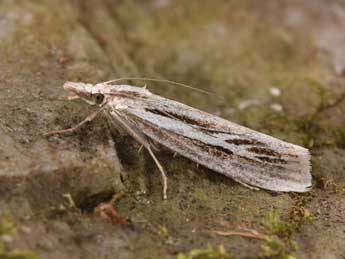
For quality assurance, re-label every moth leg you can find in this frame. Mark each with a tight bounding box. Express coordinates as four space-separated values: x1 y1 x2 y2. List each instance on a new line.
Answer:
112 112 160 151
138 144 144 153
146 145 168 200
44 108 103 136
110 111 168 200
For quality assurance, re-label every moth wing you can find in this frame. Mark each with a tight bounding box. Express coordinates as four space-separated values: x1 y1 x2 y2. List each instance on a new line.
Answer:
111 90 311 192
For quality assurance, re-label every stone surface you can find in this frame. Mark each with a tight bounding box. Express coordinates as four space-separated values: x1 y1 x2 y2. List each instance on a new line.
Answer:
0 0 345 258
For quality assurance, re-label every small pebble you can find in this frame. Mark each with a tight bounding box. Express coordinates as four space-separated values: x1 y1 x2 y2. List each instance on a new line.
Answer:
270 103 283 112
1 234 13 243
20 225 32 234
269 87 281 97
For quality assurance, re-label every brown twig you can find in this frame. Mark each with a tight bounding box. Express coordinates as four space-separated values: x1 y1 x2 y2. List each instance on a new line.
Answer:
95 202 128 226
213 229 266 240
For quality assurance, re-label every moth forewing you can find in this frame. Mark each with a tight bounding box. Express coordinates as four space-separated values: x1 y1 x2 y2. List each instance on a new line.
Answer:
106 84 312 193
51 81 312 198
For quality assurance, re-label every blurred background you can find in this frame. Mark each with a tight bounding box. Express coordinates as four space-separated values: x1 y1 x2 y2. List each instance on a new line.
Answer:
0 1 345 258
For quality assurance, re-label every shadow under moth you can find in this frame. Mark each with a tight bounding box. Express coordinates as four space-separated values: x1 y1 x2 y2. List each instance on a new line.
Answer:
45 79 312 199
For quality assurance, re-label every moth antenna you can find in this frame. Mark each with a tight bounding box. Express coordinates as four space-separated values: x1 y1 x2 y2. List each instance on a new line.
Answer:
103 77 224 100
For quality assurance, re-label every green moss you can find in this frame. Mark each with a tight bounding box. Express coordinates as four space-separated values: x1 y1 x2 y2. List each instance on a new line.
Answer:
260 208 313 259
261 236 296 259
0 249 38 259
0 211 16 236
264 206 313 237
289 204 314 232
303 78 328 113
263 210 293 237
177 245 230 259
0 212 37 259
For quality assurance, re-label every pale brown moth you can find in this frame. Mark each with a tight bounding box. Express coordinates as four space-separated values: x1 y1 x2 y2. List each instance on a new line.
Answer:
45 79 312 199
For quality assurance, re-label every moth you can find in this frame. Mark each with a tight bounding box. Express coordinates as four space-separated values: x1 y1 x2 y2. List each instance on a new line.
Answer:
46 79 312 199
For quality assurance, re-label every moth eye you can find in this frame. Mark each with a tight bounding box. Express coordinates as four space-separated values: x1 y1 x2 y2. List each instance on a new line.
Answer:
94 93 104 104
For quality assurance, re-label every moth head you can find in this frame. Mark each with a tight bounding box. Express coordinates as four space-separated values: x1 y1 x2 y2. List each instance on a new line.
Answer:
63 81 105 105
